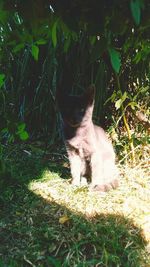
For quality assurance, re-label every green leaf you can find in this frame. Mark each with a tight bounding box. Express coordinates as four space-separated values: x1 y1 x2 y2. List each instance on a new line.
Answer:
64 36 71 53
36 39 47 45
128 101 138 110
108 48 121 73
31 44 39 61
115 99 122 110
19 131 29 141
138 86 149 94
133 86 149 100
0 74 5 88
17 123 29 140
13 43 24 53
17 123 26 132
133 51 142 63
104 91 116 105
52 21 58 47
115 92 128 110
89 36 96 46
130 0 143 25
122 91 128 102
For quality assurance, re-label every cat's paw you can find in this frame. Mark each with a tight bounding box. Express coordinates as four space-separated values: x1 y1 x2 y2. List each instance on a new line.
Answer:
90 179 119 192
71 179 81 186
80 177 88 186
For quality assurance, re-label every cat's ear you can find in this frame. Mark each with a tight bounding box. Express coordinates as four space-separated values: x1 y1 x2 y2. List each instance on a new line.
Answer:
84 85 95 105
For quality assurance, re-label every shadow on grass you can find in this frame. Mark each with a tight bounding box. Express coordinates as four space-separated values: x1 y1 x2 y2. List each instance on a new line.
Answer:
0 145 148 267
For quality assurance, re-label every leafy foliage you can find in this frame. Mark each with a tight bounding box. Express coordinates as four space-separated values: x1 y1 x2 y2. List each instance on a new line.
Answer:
0 0 149 156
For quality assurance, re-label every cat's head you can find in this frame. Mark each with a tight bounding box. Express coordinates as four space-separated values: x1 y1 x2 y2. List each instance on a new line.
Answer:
57 85 95 127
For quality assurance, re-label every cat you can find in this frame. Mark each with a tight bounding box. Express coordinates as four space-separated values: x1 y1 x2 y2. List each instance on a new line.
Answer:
57 85 119 191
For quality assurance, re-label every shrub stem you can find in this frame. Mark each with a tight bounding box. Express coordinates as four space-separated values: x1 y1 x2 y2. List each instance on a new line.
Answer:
116 75 135 165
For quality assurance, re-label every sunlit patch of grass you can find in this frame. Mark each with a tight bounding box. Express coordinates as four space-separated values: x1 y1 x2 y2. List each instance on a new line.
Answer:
29 161 150 244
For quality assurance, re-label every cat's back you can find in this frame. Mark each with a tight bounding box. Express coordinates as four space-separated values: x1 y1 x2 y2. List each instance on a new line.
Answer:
94 124 109 142
94 124 115 159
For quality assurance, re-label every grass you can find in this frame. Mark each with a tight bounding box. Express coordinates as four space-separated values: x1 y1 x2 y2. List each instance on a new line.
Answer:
0 142 150 267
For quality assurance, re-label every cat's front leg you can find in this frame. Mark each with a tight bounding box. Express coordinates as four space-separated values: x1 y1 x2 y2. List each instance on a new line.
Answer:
90 152 105 188
68 153 82 186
